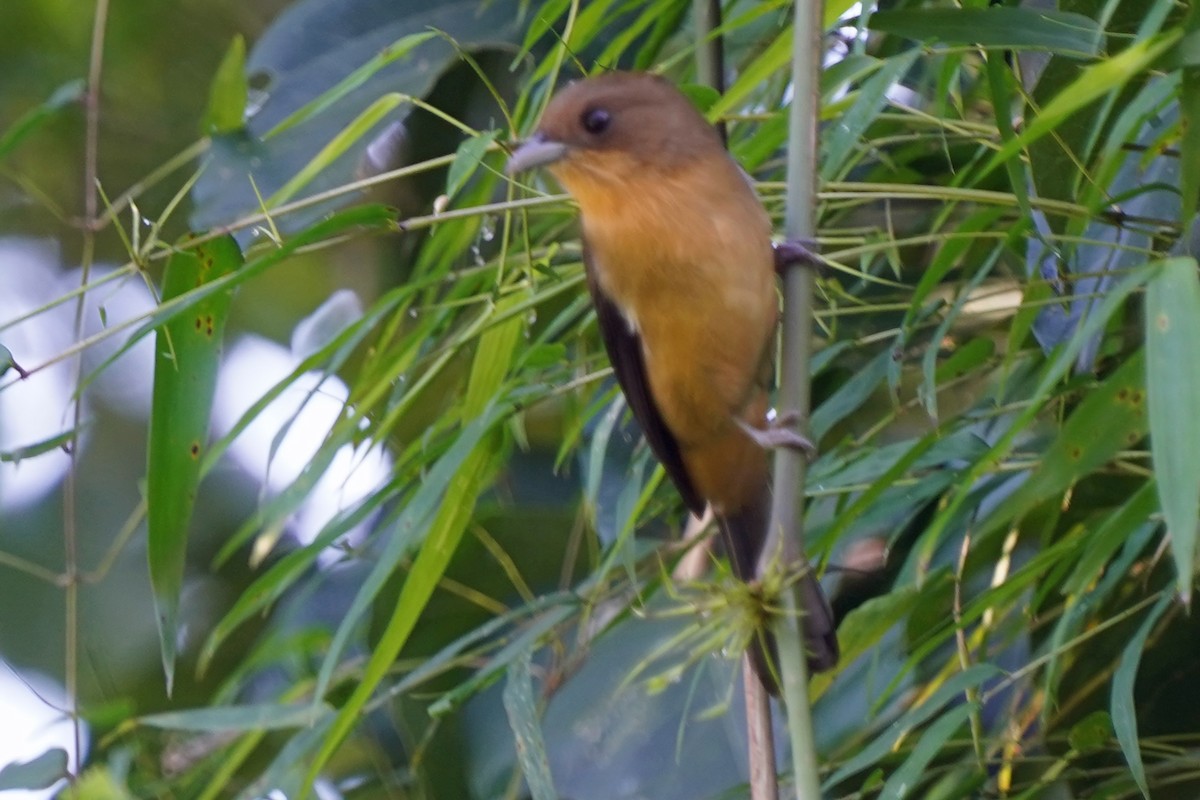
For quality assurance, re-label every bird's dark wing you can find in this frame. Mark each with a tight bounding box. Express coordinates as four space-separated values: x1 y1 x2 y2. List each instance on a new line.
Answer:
584 249 705 515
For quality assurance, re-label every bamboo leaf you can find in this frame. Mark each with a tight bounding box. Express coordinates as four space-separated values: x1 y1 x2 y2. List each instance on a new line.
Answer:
202 35 247 135
820 50 920 181
0 426 83 463
0 80 84 160
870 8 1103 58
992 349 1148 527
1145 256 1200 602
503 651 557 800
809 585 922 698
446 130 499 202
1178 4 1200 222
304 410 507 794
1063 483 1160 595
140 703 330 732
1111 592 1172 800
266 93 407 208
147 234 242 693
192 0 524 231
0 749 68 791
980 31 1181 181
879 704 973 800
264 31 438 140
823 664 1002 788
464 293 523 419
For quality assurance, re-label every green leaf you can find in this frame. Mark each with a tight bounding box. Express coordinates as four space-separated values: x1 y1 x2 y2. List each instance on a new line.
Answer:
266 92 408 208
202 35 247 135
446 129 499 201
934 337 995 384
147 234 243 693
0 80 84 161
0 343 17 377
79 207 395 434
1179 5 1200 221
1068 710 1114 754
503 652 557 800
880 704 973 800
992 349 1148 528
302 277 525 787
1112 592 1173 800
820 50 920 182
809 586 921 698
0 748 68 791
304 404 510 794
0 426 82 463
191 0 523 231
61 768 135 800
1044 518 1159 718
465 293 524 419
1062 483 1159 595
427 602 575 716
140 703 330 732
914 262 1157 580
980 30 1182 181
677 83 720 114
1145 257 1200 601
810 347 892 440
709 1 864 122
824 664 1002 788
264 31 439 140
870 8 1103 58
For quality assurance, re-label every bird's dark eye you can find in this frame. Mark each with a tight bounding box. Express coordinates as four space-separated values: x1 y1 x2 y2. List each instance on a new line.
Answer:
581 107 611 135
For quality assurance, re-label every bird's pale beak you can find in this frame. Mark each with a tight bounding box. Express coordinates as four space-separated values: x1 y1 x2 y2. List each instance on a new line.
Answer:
506 132 568 174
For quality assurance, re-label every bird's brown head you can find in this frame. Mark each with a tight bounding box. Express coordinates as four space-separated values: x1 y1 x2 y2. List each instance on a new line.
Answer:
506 72 724 192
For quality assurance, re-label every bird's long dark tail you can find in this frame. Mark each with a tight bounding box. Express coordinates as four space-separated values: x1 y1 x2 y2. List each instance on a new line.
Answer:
718 490 839 694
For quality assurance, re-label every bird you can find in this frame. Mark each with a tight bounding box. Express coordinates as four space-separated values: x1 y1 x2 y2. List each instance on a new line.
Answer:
506 71 838 690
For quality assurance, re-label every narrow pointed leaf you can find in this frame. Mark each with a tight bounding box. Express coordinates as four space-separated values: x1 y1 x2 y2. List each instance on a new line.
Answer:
1112 592 1173 800
147 234 242 692
980 31 1181 181
1145 257 1200 601
202 35 247 135
503 652 557 800
880 704 973 800
304 291 522 792
140 703 329 732
870 8 1102 58
0 80 85 160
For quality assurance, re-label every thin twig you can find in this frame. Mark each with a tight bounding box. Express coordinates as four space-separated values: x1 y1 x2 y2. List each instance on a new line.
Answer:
64 0 111 778
744 660 779 800
694 0 727 144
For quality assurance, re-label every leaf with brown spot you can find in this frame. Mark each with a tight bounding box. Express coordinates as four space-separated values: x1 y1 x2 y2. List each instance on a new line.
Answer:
147 234 242 693
977 350 1148 538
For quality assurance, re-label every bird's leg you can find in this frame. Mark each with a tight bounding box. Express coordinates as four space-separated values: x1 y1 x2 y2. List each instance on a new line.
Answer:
772 238 828 277
735 412 816 456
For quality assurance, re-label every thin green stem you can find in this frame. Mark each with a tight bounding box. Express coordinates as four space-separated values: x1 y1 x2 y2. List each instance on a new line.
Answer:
65 0 111 777
694 0 727 144
768 1 824 799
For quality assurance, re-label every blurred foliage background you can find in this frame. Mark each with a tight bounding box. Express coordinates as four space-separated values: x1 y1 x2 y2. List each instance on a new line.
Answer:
2 0 1200 798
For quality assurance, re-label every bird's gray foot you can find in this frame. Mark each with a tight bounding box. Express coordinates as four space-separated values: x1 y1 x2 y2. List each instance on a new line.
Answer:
736 413 816 456
773 238 828 277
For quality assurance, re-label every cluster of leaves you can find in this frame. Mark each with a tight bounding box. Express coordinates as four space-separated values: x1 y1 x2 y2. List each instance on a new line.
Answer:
3 0 1200 798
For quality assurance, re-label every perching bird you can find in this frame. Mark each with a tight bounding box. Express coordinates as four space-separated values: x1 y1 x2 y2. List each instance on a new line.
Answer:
507 71 838 689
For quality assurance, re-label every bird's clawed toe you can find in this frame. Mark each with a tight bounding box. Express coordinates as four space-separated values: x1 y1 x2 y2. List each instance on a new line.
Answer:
736 415 817 456
772 238 828 277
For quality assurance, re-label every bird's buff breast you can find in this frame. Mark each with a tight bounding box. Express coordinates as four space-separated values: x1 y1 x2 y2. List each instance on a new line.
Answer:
585 222 777 446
